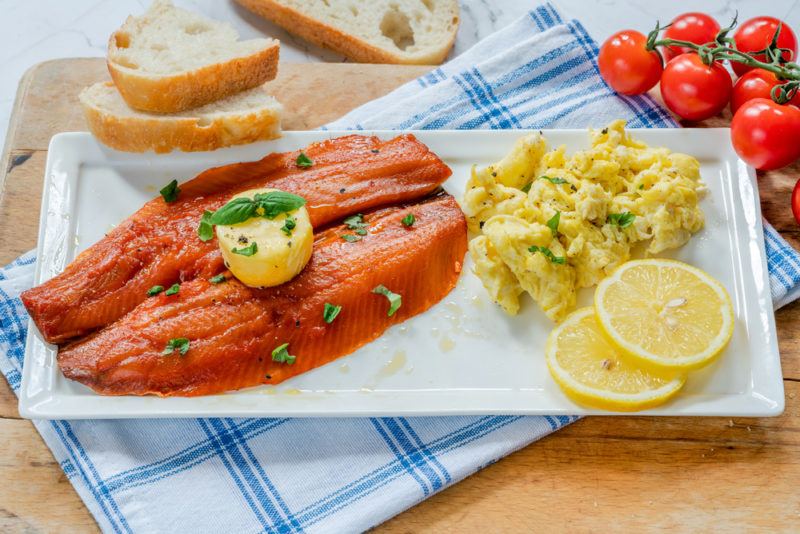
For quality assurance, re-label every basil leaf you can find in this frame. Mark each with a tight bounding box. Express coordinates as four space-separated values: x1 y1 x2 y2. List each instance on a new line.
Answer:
147 285 164 296
323 303 342 324
163 337 190 356
296 152 313 168
254 191 307 219
160 179 180 203
546 211 560 237
341 234 361 242
607 211 635 229
232 242 258 256
521 182 533 193
209 198 258 226
209 274 226 284
198 210 215 242
165 283 180 296
372 284 402 316
271 343 296 364
539 175 568 185
528 245 566 264
401 213 415 227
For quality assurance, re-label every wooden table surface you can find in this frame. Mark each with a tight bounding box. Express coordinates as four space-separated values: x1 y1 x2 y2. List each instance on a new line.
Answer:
1 59 799 533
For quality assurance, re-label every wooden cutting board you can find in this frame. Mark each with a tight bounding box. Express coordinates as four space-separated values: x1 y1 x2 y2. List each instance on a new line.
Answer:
1 58 799 533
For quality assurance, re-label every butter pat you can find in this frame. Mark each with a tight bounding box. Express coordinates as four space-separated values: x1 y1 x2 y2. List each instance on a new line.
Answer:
217 188 313 288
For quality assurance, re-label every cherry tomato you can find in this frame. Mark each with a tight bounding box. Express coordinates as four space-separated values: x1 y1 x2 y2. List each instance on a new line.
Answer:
731 98 800 170
598 30 663 95
732 16 797 77
662 12 720 59
731 68 800 113
660 53 732 121
792 179 800 225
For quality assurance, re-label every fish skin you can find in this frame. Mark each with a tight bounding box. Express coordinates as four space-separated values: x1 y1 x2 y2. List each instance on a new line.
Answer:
58 193 468 396
22 134 451 344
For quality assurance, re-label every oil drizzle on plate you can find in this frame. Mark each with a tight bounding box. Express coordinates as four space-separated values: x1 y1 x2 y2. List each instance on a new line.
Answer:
439 335 455 352
376 350 407 380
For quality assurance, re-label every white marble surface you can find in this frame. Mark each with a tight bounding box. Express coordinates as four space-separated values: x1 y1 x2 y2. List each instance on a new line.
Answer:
1 0 799 150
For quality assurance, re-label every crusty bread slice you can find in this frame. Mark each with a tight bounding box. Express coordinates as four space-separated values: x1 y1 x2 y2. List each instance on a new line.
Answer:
80 81 282 153
235 0 459 65
108 0 280 113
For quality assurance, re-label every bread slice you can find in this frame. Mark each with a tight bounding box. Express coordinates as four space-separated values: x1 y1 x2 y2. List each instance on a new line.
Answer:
80 81 282 153
108 0 280 113
235 0 458 65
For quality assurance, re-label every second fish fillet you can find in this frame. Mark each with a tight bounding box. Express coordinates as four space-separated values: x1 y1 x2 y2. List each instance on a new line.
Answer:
58 192 468 396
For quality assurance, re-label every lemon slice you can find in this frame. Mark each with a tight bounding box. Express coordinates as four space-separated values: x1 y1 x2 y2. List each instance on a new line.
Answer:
595 259 734 372
546 307 685 411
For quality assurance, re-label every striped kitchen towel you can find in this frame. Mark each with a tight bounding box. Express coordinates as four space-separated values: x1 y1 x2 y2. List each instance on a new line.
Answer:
1 3 798 533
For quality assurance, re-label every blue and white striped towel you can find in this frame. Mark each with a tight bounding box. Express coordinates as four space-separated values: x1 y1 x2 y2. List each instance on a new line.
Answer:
1 4 799 533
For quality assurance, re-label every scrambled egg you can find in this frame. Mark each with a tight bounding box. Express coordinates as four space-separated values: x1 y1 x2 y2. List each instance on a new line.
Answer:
463 120 705 322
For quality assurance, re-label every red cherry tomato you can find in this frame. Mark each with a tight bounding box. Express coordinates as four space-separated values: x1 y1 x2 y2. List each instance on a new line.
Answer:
731 68 800 113
660 53 732 121
663 12 720 59
792 179 800 225
732 16 797 77
598 30 663 95
731 98 800 170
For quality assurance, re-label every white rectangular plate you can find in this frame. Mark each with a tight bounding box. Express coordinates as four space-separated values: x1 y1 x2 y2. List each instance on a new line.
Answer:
19 129 784 419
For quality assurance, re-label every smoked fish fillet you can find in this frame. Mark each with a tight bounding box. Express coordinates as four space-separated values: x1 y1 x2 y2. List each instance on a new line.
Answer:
58 193 467 396
22 134 451 344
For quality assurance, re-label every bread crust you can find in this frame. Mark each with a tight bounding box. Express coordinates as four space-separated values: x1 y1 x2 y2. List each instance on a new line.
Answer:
108 35 280 113
235 0 457 65
81 83 282 153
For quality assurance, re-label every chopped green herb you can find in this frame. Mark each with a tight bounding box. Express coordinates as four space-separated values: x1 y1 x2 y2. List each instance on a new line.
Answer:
160 179 180 203
164 283 180 296
341 234 361 242
401 213 416 227
271 343 296 365
539 175 568 185
147 285 164 296
209 192 306 226
607 211 636 229
209 274 226 284
163 337 190 356
343 213 369 236
281 214 297 236
521 182 533 193
296 152 313 168
528 245 566 264
638 183 645 190
232 242 258 256
323 303 342 324
372 284 402 317
198 210 215 242
546 211 561 237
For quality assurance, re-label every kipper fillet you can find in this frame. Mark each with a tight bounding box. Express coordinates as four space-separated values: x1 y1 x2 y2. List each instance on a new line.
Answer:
22 134 451 343
58 193 468 396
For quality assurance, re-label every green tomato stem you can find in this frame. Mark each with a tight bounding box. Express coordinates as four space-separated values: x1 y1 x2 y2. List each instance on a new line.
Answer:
645 17 800 105
650 37 800 81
